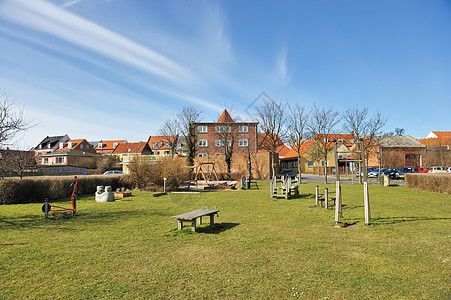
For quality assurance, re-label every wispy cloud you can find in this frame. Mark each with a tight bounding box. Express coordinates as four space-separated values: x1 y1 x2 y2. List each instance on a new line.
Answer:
1 0 195 86
275 48 291 85
62 0 83 8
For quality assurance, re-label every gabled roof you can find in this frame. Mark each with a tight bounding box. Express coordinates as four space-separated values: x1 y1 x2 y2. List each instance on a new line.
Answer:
281 141 316 160
418 137 451 147
113 142 150 154
34 135 69 150
217 109 234 123
258 133 284 150
314 134 356 149
276 145 291 158
430 131 451 138
148 136 172 150
55 139 85 151
95 140 126 150
377 136 426 148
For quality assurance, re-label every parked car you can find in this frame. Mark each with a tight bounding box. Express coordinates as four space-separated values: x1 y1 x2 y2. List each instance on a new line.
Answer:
368 168 381 178
398 166 419 179
103 170 125 175
383 168 400 179
446 167 451 173
429 166 446 173
355 167 377 177
418 167 430 173
280 169 296 176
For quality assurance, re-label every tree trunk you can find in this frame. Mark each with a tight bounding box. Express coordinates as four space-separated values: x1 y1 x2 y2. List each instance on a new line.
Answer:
297 154 302 183
324 157 328 184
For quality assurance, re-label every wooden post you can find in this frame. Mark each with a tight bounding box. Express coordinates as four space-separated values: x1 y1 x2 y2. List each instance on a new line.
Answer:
315 185 319 206
325 188 329 209
210 214 215 226
178 221 183 230
364 182 370 225
198 217 203 225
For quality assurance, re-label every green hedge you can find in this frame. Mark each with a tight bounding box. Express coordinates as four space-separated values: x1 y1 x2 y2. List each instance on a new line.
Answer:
0 175 130 205
405 173 451 194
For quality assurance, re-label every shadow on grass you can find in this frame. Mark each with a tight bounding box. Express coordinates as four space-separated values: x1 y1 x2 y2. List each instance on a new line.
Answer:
0 209 173 230
171 222 240 235
370 216 451 225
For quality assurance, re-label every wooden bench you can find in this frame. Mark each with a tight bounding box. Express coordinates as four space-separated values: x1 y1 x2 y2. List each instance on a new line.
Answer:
173 209 219 232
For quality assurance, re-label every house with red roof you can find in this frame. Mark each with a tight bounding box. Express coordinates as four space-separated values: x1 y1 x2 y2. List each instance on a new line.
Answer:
39 139 99 166
112 141 152 173
94 140 127 155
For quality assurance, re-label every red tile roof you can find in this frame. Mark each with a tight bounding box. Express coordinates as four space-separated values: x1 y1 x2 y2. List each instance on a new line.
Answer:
431 131 451 138
95 140 126 150
113 142 149 154
258 133 284 150
148 136 172 150
217 109 234 123
418 137 451 147
282 141 316 160
55 139 85 151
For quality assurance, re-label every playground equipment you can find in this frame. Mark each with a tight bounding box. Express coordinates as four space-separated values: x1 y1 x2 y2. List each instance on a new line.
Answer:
190 162 219 186
315 186 339 209
332 139 370 225
270 175 299 199
42 176 77 218
95 186 115 202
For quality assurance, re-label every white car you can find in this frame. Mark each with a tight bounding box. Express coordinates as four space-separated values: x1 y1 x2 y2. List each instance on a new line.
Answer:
103 170 125 175
446 167 451 173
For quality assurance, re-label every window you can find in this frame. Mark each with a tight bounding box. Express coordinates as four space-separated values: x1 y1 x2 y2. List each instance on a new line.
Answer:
216 140 231 147
239 139 248 147
42 157 49 164
239 126 248 133
198 140 208 147
307 161 314 168
165 142 169 148
198 153 207 157
152 142 156 148
216 126 231 133
321 160 328 167
55 157 65 164
80 144 84 149
86 144 89 149
216 153 224 156
113 143 118 148
198 126 208 133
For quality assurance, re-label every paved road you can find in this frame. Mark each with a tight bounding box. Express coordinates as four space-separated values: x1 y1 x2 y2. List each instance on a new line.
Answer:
299 174 405 185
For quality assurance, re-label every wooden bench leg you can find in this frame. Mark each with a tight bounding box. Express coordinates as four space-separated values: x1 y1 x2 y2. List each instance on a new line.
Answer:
210 214 215 226
191 219 196 232
198 216 203 225
178 220 183 230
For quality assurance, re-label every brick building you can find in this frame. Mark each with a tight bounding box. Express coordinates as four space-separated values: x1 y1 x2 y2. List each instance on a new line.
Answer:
193 109 258 158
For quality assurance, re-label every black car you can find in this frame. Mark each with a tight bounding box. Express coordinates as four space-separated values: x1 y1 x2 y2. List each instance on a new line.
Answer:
383 168 400 179
398 167 419 179
280 169 296 176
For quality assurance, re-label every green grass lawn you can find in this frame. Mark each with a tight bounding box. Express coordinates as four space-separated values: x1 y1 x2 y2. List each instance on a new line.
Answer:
1 182 450 299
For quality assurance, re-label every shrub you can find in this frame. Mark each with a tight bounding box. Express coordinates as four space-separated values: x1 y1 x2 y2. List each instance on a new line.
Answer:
405 173 451 194
0 175 130 205
125 157 189 191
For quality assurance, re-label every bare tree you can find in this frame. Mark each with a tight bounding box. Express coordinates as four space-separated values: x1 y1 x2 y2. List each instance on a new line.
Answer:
0 149 36 179
256 98 286 178
215 110 240 175
286 103 311 182
158 116 180 157
307 103 340 183
177 106 202 166
0 91 33 146
342 105 387 179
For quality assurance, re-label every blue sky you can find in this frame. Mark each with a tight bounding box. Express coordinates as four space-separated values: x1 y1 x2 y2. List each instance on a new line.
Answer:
0 0 450 148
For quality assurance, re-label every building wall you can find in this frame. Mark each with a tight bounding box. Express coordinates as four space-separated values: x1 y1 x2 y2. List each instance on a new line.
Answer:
194 122 258 157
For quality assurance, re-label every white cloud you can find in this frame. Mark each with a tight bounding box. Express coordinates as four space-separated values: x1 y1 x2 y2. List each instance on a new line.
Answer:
1 0 195 86
62 0 83 8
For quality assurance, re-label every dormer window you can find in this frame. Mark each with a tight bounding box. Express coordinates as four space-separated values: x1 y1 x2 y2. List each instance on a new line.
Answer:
98 143 103 149
113 143 118 148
